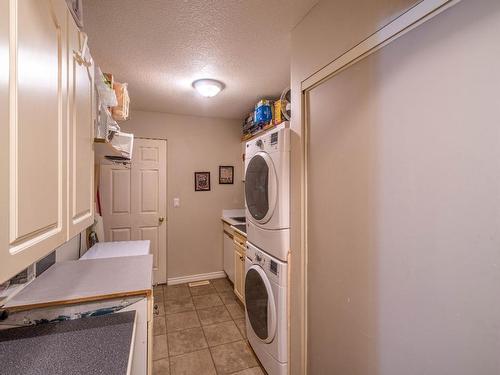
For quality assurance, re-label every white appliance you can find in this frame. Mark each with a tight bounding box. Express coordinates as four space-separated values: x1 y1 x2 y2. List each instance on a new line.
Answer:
245 242 288 375
245 123 290 261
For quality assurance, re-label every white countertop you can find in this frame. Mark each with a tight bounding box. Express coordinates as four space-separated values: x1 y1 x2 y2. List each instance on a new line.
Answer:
221 208 246 226
80 240 150 260
5 255 153 310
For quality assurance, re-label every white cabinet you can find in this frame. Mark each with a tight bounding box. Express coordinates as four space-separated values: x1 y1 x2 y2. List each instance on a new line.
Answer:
233 231 246 304
223 228 235 283
0 0 69 283
67 15 94 238
0 0 95 284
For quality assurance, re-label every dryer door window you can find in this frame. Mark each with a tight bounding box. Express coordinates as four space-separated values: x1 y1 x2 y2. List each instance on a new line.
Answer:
245 152 277 223
245 265 277 343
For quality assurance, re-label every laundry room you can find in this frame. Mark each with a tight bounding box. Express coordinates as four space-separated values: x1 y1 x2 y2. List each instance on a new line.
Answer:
2 0 500 375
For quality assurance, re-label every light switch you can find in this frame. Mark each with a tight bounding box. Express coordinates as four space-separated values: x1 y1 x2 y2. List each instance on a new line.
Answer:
173 198 180 208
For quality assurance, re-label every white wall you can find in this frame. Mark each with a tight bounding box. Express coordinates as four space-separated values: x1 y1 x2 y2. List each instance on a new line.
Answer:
119 110 244 280
55 233 83 262
291 0 500 374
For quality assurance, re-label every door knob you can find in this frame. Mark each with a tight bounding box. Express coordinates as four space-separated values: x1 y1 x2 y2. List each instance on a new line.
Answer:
159 217 165 223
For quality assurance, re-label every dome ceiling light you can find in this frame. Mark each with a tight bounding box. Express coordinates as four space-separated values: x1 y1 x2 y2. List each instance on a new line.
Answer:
192 79 224 98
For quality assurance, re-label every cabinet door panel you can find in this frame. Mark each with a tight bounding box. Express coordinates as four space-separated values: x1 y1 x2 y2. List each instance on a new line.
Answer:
67 15 94 237
0 0 67 283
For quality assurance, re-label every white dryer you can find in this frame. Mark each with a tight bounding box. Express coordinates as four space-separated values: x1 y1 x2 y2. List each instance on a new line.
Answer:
245 123 290 261
245 242 288 375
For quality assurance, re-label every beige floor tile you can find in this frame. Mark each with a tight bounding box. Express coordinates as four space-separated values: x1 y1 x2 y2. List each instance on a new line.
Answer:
203 320 243 347
226 302 245 320
193 294 223 309
231 367 265 375
153 334 169 360
219 291 239 305
165 297 195 315
210 340 258 374
167 327 208 356
154 316 167 336
211 278 233 293
234 318 247 339
165 284 191 300
153 358 170 375
189 283 216 296
197 305 232 326
169 349 216 375
166 311 200 332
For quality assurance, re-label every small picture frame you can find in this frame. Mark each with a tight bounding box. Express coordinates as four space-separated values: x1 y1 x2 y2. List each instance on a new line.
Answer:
194 172 211 191
219 166 234 185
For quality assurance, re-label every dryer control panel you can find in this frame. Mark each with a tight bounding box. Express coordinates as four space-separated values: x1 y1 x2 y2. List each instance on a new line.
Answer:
245 123 290 157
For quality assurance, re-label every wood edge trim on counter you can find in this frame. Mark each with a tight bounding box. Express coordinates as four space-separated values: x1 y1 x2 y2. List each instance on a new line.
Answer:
5 289 152 313
232 229 246 238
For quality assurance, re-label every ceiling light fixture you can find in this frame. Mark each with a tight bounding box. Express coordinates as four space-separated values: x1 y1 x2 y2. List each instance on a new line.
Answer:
192 79 224 98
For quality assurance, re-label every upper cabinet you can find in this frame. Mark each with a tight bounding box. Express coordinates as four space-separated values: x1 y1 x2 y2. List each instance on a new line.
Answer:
67 16 94 238
0 0 95 284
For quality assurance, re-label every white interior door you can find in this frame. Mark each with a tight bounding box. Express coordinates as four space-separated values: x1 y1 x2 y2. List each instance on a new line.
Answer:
100 138 167 284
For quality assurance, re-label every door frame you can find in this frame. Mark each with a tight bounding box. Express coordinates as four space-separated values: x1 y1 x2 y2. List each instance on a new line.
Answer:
291 1 462 373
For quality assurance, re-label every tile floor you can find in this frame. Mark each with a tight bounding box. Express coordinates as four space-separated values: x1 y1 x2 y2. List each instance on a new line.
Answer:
152 278 266 375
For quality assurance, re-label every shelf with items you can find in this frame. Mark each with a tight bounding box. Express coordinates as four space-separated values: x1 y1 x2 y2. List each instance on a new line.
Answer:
93 67 133 160
241 87 291 142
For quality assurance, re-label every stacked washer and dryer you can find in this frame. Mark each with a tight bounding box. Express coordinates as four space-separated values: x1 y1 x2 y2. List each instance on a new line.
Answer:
244 123 290 375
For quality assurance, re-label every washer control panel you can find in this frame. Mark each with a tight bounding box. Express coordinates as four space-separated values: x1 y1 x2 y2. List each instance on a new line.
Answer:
246 242 288 286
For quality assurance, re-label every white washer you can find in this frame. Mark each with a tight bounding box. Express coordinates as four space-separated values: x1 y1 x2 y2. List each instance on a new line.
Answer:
245 242 288 375
245 123 290 261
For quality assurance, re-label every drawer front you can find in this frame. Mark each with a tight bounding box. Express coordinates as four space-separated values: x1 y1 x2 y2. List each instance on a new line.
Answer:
233 232 246 248
222 221 234 236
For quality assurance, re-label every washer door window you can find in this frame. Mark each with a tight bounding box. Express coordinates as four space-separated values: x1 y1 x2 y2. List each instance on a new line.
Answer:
245 152 277 224
245 265 277 343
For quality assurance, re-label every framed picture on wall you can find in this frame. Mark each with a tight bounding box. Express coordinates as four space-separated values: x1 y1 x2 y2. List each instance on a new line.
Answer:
219 166 234 184
194 172 211 191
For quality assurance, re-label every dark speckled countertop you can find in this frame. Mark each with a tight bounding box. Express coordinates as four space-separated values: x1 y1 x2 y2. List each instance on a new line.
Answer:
0 311 136 375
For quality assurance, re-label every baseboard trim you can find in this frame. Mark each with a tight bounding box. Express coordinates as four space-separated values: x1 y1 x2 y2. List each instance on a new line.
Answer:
167 271 227 286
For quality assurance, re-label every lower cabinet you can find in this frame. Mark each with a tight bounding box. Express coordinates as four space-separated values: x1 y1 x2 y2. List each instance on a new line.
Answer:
122 296 153 375
233 232 246 304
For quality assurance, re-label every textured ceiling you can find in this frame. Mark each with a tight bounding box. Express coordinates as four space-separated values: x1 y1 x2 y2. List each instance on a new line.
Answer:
83 0 318 120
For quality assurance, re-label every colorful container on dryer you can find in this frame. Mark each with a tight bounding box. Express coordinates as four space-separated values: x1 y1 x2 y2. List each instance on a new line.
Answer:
254 99 272 125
